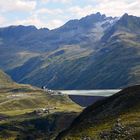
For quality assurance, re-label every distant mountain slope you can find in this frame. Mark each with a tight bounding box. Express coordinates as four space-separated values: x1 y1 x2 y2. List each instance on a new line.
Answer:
75 13 140 89
0 13 140 89
0 25 37 41
56 85 140 140
4 12 114 87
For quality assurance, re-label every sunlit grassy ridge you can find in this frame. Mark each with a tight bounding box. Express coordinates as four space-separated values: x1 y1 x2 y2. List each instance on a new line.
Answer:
0 70 82 139
0 69 14 86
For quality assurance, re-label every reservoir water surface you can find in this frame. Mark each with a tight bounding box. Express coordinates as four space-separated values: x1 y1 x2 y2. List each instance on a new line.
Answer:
58 90 121 107
59 89 121 96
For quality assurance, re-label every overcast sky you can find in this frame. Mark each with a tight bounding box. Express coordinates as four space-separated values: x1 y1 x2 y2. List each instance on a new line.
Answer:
0 0 139 29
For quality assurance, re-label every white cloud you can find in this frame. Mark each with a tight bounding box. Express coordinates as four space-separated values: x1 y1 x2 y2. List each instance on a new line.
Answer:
89 0 140 17
12 14 64 29
14 15 46 28
67 0 140 20
68 5 95 18
0 0 140 29
0 0 36 13
36 8 63 15
0 16 7 26
46 19 64 29
41 0 71 4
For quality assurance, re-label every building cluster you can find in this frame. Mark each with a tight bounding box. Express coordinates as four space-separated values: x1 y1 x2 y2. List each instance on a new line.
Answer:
34 107 57 116
42 86 62 95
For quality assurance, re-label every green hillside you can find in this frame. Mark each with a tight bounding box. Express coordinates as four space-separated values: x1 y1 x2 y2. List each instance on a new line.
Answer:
0 69 14 86
0 70 82 139
56 85 140 140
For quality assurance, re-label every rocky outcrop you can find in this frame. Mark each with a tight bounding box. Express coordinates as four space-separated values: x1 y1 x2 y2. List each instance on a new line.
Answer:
100 119 135 140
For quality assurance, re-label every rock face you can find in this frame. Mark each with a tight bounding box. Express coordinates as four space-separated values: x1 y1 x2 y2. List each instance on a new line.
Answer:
100 119 135 140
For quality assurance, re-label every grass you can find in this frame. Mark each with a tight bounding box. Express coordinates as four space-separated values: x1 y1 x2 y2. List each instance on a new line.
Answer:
0 72 82 139
0 110 81 140
61 111 140 140
58 85 140 140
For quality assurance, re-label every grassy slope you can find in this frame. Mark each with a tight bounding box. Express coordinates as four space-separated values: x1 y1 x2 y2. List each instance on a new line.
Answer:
7 45 93 89
0 69 14 86
0 70 82 140
57 85 140 140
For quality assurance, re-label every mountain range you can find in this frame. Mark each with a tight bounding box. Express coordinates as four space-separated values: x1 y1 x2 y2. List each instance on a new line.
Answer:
0 12 140 89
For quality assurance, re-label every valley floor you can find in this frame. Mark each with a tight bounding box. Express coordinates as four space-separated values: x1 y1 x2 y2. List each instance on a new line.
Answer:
0 84 82 140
